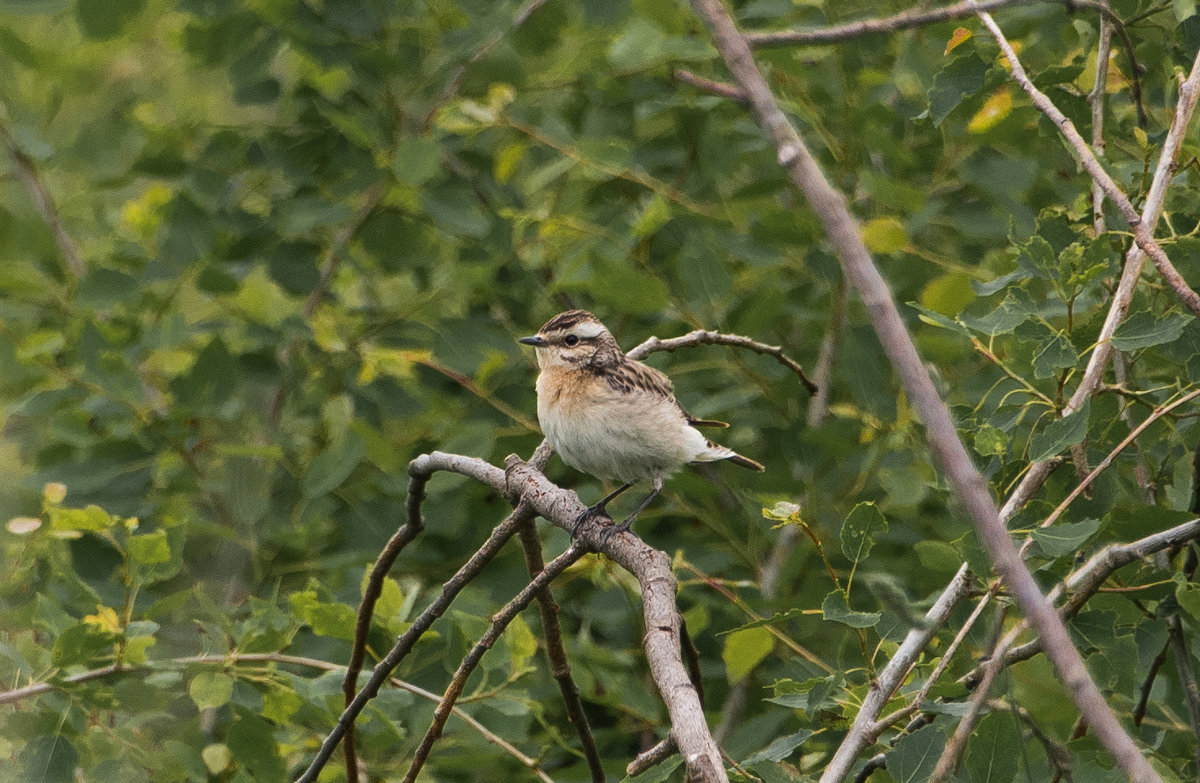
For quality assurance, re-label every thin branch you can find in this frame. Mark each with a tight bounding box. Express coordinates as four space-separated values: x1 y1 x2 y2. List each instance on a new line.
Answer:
820 565 974 782
929 624 1007 782
402 539 590 783
627 735 678 777
1039 387 1200 529
341 466 428 782
516 519 604 782
0 653 555 782
974 5 1200 317
689 0 1159 779
673 69 748 104
296 467 527 783
1088 10 1112 235
1166 612 1200 771
964 517 1200 684
997 15 1200 522
744 0 1025 46
0 115 85 279
628 329 818 395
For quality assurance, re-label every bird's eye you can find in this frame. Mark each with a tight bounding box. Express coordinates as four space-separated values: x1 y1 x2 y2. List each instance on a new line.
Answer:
564 334 580 347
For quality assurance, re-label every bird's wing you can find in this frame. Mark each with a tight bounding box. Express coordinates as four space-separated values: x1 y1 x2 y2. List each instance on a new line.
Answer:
605 359 728 427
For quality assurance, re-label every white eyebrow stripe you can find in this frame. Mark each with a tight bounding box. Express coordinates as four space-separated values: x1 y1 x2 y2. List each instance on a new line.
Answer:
573 321 606 339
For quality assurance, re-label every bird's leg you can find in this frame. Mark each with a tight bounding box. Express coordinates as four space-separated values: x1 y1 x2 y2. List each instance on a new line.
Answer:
600 473 663 544
572 482 634 535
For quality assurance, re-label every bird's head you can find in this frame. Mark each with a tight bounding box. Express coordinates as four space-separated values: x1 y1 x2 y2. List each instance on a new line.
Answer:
519 310 620 369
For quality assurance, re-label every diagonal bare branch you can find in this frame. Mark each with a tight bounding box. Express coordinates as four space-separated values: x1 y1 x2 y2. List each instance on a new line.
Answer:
687 0 1162 779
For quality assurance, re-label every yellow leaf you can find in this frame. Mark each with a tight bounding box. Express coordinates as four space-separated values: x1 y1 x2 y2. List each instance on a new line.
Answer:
84 605 122 634
945 27 973 55
722 627 774 683
862 217 908 254
967 89 1013 134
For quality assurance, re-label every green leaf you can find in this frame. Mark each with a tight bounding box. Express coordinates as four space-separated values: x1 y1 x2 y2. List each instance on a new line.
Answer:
915 540 963 573
392 137 442 186
49 504 112 533
1032 519 1101 557
1028 400 1090 462
821 591 881 628
1174 574 1200 622
929 53 989 125
887 724 944 783
919 272 976 316
973 423 1009 457
742 730 813 764
722 626 773 683
52 622 120 666
1032 331 1079 378
862 217 908 254
76 0 145 40
840 502 888 563
188 671 234 710
1111 310 1194 351
964 712 1020 783
301 434 366 498
961 291 1034 335
128 530 170 565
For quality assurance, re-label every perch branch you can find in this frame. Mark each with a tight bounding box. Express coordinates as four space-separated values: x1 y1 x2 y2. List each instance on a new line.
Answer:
929 622 1007 782
689 0 1159 779
673 69 748 104
296 455 526 783
402 538 590 783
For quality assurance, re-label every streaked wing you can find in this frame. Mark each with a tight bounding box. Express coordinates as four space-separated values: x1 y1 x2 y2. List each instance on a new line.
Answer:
604 358 727 427
602 358 676 399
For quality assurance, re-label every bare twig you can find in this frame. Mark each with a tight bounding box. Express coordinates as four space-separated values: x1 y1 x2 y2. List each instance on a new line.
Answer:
340 465 429 782
0 652 556 782
997 22 1200 522
402 538 590 783
1166 613 1200 771
744 0 1026 46
0 115 85 279
1088 10 1112 235
929 627 1007 782
516 519 604 782
627 735 678 777
296 463 527 783
674 69 748 103
973 5 1200 318
1039 387 1200 529
820 565 974 782
627 329 818 394
689 0 1159 778
964 517 1200 684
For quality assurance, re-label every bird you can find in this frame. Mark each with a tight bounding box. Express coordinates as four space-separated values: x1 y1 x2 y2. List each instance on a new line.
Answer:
518 309 764 537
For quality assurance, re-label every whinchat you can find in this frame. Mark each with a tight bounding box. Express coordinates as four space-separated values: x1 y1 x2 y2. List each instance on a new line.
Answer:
519 310 763 536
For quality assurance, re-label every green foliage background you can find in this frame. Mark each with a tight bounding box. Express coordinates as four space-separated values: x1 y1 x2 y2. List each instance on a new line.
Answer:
1 0 1199 780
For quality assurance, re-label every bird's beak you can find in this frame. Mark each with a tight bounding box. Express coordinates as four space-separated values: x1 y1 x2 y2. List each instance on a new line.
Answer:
518 335 546 347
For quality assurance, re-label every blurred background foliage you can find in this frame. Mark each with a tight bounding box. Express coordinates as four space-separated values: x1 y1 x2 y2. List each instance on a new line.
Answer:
1 0 1199 780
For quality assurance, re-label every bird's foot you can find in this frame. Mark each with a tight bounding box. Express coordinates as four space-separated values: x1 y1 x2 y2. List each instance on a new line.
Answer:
596 515 636 548
570 502 612 538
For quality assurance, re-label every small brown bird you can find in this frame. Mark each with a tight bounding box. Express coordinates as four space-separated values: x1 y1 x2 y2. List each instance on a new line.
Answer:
519 310 763 536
